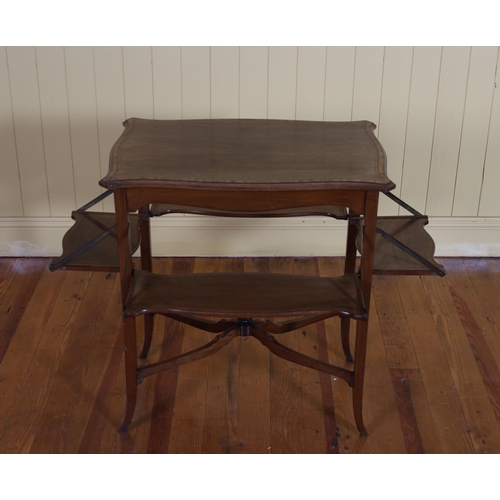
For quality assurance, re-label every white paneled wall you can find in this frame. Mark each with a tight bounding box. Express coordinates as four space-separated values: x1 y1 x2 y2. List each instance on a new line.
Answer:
1 46 500 256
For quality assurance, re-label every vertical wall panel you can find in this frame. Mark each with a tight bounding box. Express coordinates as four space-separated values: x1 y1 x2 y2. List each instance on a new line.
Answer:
399 46 442 214
211 46 239 118
36 46 76 216
239 46 268 119
123 46 154 119
377 46 413 215
324 46 355 121
425 46 470 216
181 46 210 119
94 46 126 211
0 47 23 216
3 44 500 237
351 46 384 127
6 46 50 216
452 46 498 216
296 46 326 121
64 46 102 209
152 46 182 119
479 50 500 216
268 46 297 119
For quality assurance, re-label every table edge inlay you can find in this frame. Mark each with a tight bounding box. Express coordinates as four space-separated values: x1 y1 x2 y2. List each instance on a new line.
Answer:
99 117 395 193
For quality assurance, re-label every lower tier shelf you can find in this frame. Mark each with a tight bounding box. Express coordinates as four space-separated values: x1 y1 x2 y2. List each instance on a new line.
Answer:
124 270 367 319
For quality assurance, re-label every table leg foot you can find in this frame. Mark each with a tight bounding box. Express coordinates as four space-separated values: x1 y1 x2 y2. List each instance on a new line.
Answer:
119 384 137 434
119 420 131 434
353 394 368 437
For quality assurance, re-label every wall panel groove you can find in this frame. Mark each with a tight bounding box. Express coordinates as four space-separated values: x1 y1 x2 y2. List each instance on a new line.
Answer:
239 47 268 119
0 47 23 216
452 46 498 217
399 46 442 215
180 46 210 119
152 47 182 120
377 46 413 216
296 46 327 121
210 46 239 118
65 46 102 210
425 47 470 216
36 46 76 216
1 46 499 256
6 46 50 217
268 46 297 120
324 46 355 121
478 49 500 217
93 47 126 212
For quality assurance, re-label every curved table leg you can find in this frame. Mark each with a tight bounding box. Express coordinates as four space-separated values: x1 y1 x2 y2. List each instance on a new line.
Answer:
120 316 138 433
140 313 154 359
251 327 354 386
341 211 359 363
353 319 368 437
119 312 369 435
139 206 154 360
341 317 354 363
120 321 239 432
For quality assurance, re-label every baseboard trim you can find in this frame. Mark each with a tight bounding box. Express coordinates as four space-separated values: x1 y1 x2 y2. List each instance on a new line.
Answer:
1 215 499 257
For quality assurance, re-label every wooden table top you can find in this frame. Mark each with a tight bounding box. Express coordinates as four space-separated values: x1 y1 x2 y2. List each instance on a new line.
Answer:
100 118 395 192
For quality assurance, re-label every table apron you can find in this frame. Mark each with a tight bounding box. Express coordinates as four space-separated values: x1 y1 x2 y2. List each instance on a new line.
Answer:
124 187 368 214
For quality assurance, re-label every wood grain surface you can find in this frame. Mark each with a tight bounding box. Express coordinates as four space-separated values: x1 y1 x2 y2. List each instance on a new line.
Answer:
1 256 499 453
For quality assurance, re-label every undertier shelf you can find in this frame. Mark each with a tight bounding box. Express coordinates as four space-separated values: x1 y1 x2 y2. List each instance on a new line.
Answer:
356 215 445 276
49 212 145 272
50 206 444 278
124 270 367 319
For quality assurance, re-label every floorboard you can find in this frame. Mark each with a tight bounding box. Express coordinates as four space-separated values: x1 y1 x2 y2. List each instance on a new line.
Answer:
1 257 500 453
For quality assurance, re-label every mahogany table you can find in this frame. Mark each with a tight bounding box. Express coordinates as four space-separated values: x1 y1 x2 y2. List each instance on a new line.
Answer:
99 118 395 435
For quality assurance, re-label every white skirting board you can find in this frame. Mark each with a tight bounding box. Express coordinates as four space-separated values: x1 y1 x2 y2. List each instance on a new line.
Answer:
0 215 499 257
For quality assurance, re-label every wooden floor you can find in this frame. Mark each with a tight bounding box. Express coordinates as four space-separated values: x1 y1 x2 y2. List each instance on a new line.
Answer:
1 256 500 454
